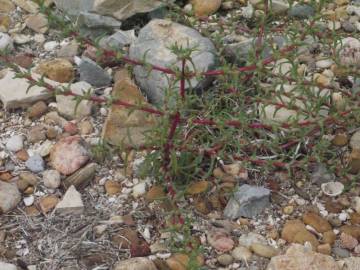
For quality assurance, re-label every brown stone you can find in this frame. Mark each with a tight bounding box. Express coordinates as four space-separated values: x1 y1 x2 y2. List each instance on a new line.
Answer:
46 127 58 139
191 0 222 17
323 230 336 245
281 219 307 242
112 228 139 249
145 185 166 202
317 243 331 255
340 225 360 240
27 101 48 119
25 13 48 33
34 58 74 83
186 180 209 195
38 195 59 213
303 212 332 233
104 180 122 195
0 0 16 13
349 149 360 174
293 230 319 248
101 69 155 147
332 133 348 146
350 212 360 225
24 205 40 216
16 149 29 161
0 15 11 32
0 172 12 182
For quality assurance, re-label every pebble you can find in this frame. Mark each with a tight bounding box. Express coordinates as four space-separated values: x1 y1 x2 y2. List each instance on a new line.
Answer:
0 33 13 50
23 195 34 206
43 170 61 189
132 182 146 198
342 20 356 32
333 247 351 258
43 41 59 51
231 246 252 261
6 135 24 152
217 254 233 266
25 154 45 173
250 243 279 258
288 4 315 18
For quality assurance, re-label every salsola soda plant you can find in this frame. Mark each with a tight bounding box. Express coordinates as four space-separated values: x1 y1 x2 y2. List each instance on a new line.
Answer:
1 0 360 266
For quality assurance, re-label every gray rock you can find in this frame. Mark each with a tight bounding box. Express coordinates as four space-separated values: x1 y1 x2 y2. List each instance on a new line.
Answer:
100 30 135 50
79 57 112 87
353 0 360 6
288 4 315 19
56 81 94 119
0 69 53 110
93 0 164 21
28 125 46 143
26 154 45 173
270 0 289 15
129 19 217 104
43 170 61 189
342 21 356 33
54 0 94 16
0 262 17 270
77 12 121 28
352 77 360 94
55 185 84 214
225 36 286 64
0 33 13 51
0 181 21 214
6 135 24 152
333 247 350 258
224 184 270 219
310 163 336 185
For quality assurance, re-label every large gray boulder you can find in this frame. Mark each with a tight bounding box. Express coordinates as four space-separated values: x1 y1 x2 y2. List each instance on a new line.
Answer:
129 19 217 104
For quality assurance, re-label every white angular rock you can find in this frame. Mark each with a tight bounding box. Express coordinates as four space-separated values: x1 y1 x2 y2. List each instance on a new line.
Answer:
56 81 93 119
0 262 17 270
5 135 24 152
0 181 21 214
0 69 53 110
338 37 360 68
55 185 84 214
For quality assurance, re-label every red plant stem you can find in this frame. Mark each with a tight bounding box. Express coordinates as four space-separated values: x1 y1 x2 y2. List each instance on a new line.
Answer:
163 112 181 197
180 58 186 100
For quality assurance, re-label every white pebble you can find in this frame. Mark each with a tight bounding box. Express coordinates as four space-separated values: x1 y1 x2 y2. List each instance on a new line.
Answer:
23 196 34 206
6 135 24 152
43 170 61 189
44 41 59 51
339 212 348 221
132 182 146 198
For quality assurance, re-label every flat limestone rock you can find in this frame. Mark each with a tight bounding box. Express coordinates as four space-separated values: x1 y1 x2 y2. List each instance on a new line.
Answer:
55 185 84 215
0 68 54 109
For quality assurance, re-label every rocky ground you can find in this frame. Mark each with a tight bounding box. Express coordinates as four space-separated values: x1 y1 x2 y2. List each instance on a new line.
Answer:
1 0 360 270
